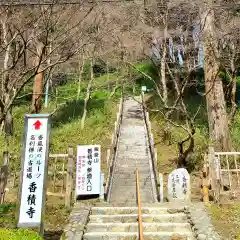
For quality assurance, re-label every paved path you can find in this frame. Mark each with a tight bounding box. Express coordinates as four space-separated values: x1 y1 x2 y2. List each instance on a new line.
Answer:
62 202 222 240
61 97 223 240
109 96 156 205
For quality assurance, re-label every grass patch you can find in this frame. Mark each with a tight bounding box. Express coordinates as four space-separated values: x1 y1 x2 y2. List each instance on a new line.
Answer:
0 76 120 168
210 204 240 239
0 203 17 228
0 228 42 240
0 73 120 235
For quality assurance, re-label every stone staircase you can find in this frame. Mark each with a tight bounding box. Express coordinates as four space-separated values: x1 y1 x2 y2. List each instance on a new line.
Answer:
83 204 195 240
61 96 222 240
109 97 157 205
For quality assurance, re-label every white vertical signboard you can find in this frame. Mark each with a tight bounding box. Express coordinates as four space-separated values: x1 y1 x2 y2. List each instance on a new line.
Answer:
76 145 101 196
18 114 50 228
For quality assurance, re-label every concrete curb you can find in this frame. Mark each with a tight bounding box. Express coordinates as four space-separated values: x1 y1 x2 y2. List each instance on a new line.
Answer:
60 203 91 240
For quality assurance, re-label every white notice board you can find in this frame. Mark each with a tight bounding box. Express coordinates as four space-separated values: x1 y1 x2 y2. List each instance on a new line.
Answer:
18 114 50 228
76 145 101 196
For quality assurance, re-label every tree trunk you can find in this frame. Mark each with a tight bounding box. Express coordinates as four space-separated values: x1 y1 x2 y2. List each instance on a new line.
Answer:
31 42 45 113
81 59 94 130
203 9 232 151
1 14 14 137
160 25 168 106
77 58 85 100
4 108 13 137
228 43 237 125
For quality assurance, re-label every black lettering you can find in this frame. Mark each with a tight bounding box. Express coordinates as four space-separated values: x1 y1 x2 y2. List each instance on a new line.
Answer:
29 147 34 153
30 135 35 140
87 160 92 165
87 173 92 179
26 207 35 218
87 185 92 191
37 147 43 153
29 182 37 192
26 173 32 179
38 135 43 140
87 148 92 154
28 160 33 166
27 194 36 205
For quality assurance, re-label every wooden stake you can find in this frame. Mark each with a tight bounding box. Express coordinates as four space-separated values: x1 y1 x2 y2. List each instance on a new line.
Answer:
65 148 73 207
0 151 9 204
136 168 144 240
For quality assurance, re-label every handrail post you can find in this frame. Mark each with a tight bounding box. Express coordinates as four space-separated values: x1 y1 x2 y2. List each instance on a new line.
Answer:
136 168 144 240
65 147 73 207
0 151 9 204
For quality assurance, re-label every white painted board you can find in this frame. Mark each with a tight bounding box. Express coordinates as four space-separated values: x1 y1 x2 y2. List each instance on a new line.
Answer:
76 145 101 195
18 115 50 228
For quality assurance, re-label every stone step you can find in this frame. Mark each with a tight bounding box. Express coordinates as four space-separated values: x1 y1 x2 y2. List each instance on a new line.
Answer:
117 143 147 146
116 149 149 154
112 173 151 179
110 187 153 194
89 213 188 223
83 232 195 240
109 196 145 203
115 159 150 163
90 207 185 215
114 165 150 169
111 179 152 187
114 169 150 174
114 163 149 166
110 189 153 198
86 222 192 233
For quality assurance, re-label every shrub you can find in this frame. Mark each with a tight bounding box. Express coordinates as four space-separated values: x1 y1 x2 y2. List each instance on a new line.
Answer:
0 228 43 240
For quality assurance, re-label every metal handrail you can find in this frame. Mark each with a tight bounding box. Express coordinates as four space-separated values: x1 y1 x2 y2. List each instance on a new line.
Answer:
136 168 144 240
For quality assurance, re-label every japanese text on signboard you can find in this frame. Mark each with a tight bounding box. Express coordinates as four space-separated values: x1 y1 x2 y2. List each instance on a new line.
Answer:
18 117 49 227
76 145 101 195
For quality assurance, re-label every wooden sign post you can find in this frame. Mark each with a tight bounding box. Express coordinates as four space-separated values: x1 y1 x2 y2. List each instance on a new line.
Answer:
18 114 51 236
76 145 101 197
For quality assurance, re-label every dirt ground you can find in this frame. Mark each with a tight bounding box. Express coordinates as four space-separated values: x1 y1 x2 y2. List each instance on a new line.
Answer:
209 203 240 239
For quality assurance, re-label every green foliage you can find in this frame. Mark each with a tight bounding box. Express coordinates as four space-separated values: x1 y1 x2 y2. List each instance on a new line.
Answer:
0 71 120 173
0 203 17 228
93 58 116 77
0 204 41 237
0 228 42 240
132 61 158 90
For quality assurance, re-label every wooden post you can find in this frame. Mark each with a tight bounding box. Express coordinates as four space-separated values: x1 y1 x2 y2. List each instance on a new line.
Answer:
106 149 111 167
154 148 157 168
117 113 120 124
114 122 117 135
100 173 104 200
146 112 149 123
202 154 209 204
111 133 115 145
208 146 220 202
151 133 154 147
159 173 164 203
65 148 74 207
136 168 144 240
0 151 9 204
119 98 123 113
148 121 151 131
